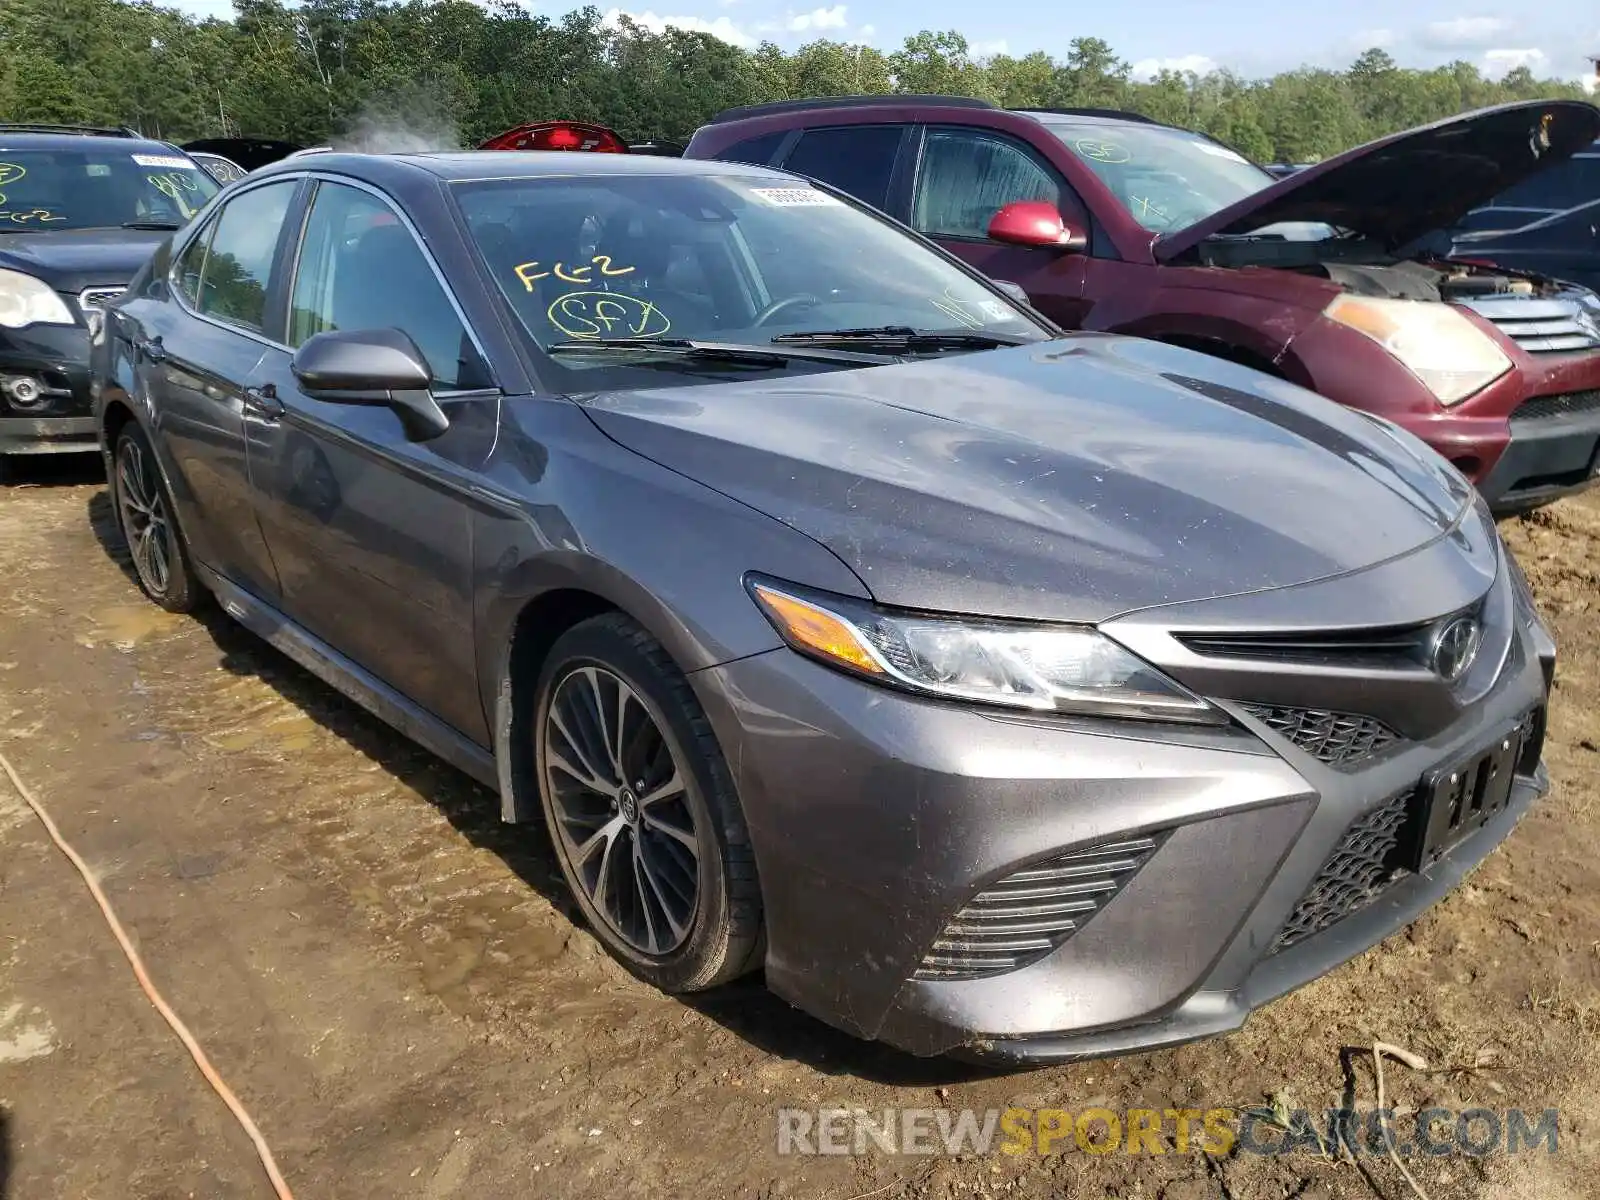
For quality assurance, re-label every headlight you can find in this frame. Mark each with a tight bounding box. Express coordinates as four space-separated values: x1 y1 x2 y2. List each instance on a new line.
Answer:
1324 295 1512 406
748 579 1224 724
0 268 75 329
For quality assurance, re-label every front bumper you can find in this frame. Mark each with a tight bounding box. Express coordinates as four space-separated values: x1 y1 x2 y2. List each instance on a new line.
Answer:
0 415 99 455
1 324 96 455
1475 390 1600 514
690 554 1553 1063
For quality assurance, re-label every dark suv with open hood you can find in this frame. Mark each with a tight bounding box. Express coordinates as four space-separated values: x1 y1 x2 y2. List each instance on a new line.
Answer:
685 98 1600 513
1 125 218 462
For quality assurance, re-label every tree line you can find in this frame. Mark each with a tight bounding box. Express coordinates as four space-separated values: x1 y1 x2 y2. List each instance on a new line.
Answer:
1 0 1592 164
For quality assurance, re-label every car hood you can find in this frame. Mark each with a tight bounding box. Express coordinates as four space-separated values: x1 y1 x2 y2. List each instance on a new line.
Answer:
181 137 303 171
0 227 169 292
1156 99 1600 260
575 335 1475 624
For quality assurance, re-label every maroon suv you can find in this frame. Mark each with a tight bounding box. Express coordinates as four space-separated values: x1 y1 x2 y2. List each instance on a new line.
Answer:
683 97 1600 514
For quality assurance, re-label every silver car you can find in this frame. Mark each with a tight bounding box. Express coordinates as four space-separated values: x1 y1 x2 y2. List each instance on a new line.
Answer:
92 149 1556 1064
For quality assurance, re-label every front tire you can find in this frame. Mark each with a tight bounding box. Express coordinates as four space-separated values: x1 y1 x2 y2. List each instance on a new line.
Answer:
533 614 763 992
111 423 203 613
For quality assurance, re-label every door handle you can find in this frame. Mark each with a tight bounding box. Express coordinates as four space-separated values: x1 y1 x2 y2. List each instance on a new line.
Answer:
136 336 166 363
242 383 284 420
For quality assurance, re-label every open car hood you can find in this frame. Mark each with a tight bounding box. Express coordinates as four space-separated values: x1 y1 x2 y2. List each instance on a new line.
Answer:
1155 100 1600 261
181 137 304 172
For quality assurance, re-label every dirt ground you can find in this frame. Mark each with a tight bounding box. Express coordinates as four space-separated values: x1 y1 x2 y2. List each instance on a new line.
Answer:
1 457 1597 1200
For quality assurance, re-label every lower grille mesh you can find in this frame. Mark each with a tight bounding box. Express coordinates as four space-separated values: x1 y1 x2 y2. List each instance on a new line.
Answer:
1271 791 1412 953
1240 703 1399 769
1513 389 1600 424
914 833 1165 982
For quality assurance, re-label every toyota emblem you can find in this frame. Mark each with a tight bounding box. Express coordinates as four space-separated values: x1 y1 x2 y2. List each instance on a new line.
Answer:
1430 615 1482 683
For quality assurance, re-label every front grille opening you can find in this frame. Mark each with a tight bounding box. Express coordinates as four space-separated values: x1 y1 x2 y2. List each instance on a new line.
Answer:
1271 791 1412 953
1272 706 1546 954
1513 389 1600 424
1179 624 1431 670
913 833 1167 982
1240 703 1400 769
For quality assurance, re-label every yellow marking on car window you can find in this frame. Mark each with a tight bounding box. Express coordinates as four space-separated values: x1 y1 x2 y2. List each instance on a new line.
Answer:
547 292 670 340
515 255 639 293
0 209 65 226
1075 139 1130 164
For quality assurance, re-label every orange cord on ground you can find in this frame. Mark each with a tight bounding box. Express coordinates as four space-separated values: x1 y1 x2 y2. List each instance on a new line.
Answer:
0 746 297 1200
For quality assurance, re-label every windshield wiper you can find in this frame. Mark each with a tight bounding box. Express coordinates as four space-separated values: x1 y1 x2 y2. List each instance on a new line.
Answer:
545 337 891 368
121 220 184 230
769 326 1033 351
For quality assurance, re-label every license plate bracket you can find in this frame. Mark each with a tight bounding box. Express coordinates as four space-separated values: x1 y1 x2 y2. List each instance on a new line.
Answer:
1408 719 1527 871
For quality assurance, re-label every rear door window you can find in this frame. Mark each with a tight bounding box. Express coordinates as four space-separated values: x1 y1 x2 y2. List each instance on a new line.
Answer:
779 125 903 211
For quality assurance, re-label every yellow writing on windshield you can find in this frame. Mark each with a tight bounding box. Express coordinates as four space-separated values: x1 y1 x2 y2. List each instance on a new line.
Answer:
1075 139 1130 164
515 254 636 292
0 162 27 206
548 292 669 340
0 209 65 226
147 172 204 218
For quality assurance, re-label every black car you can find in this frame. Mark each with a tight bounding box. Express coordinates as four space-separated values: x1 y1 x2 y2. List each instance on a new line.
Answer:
1445 136 1600 293
0 124 219 463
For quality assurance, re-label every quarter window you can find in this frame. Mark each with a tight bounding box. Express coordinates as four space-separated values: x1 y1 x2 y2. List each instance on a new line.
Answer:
913 129 1065 240
781 125 903 211
194 180 297 332
172 216 217 307
287 182 490 391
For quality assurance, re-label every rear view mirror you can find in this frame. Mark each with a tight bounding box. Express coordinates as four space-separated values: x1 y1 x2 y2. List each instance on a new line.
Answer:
290 328 450 441
987 201 1089 253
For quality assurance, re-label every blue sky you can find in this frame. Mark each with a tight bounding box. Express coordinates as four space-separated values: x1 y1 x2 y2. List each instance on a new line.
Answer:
164 0 1600 90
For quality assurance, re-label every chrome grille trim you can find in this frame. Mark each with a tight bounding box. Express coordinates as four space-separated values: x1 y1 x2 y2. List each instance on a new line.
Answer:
1458 294 1600 354
1239 703 1400 769
78 287 125 337
914 834 1166 981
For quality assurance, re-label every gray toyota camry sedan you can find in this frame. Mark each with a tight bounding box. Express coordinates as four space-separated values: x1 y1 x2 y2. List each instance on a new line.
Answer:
90 149 1556 1065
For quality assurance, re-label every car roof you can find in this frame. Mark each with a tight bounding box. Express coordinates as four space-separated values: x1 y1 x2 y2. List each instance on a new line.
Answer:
0 127 183 154
249 149 798 184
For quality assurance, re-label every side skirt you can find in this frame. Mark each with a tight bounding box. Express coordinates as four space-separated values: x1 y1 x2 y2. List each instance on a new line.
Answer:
196 565 500 792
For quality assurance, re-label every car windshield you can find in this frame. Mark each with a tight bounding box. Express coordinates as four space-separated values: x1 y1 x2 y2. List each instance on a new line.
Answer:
1040 121 1333 240
0 145 218 231
452 172 1051 378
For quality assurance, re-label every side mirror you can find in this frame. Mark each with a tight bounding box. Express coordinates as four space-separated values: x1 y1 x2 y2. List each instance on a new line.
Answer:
290 327 451 441
987 201 1089 253
992 280 1030 305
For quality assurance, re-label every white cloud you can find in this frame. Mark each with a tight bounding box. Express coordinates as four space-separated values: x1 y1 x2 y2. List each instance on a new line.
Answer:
856 22 875 39
1130 54 1219 81
1420 16 1512 48
971 38 1009 58
600 6 754 45
786 5 847 32
1482 47 1548 75
1352 29 1396 49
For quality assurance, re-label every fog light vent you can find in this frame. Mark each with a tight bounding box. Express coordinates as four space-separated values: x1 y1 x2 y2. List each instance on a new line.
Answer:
913 833 1166 982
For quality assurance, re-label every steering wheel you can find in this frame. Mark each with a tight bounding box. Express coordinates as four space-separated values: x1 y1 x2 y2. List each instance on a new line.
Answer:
753 294 823 327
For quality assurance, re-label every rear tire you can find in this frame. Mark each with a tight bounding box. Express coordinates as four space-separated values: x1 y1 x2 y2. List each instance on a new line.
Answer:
111 423 204 613
532 613 764 992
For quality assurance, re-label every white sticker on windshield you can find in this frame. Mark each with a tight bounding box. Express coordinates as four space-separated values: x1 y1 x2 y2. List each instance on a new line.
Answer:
1191 142 1249 163
979 300 1016 322
748 187 841 207
132 154 193 169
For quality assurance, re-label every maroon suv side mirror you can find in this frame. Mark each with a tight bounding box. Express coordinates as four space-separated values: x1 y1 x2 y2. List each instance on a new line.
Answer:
987 201 1088 252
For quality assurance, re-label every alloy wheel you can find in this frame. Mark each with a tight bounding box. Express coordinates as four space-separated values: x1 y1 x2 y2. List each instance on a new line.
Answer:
116 437 172 597
542 665 701 956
